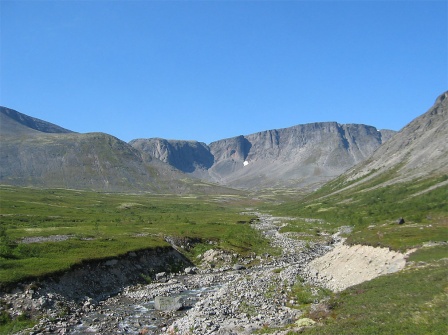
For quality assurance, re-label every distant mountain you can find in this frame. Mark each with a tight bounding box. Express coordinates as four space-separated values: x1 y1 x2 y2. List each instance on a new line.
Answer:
130 138 214 174
8 93 444 194
131 123 395 190
331 91 448 192
0 107 74 135
0 107 237 194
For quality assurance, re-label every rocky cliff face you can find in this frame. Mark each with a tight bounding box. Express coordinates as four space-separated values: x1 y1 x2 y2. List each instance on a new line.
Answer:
132 122 394 190
130 138 214 174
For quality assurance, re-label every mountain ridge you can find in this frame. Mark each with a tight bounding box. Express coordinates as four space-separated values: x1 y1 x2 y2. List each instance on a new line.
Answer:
3 91 446 193
345 91 448 186
0 106 239 194
131 122 395 190
0 107 74 135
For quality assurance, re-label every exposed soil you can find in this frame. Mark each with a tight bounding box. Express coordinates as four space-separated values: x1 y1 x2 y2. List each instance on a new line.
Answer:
303 243 414 292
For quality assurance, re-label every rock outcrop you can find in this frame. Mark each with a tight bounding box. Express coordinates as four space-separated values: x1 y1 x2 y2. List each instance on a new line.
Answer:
130 138 214 173
132 122 395 190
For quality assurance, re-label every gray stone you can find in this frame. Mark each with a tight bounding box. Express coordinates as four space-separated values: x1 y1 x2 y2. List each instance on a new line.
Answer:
131 122 396 190
184 267 197 275
155 272 167 282
232 264 246 271
154 296 183 311
105 259 118 266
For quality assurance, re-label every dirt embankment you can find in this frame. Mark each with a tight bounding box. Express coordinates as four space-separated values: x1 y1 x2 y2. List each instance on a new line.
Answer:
303 243 414 292
0 247 192 318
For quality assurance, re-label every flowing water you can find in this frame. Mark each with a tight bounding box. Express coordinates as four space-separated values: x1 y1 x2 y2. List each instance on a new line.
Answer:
70 285 222 334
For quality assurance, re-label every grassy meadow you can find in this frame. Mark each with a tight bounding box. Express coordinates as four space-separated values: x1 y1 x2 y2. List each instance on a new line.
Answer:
1 173 447 335
298 256 448 335
258 173 448 335
267 175 448 251
0 185 273 286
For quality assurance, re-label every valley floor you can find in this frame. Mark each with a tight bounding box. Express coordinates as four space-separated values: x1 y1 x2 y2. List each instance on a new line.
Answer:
5 212 416 335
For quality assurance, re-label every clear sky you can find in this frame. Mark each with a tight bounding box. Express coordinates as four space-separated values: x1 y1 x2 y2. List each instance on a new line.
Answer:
1 0 447 144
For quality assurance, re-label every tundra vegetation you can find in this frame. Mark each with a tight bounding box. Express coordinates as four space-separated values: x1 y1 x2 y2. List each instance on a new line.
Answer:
259 173 447 334
0 172 447 334
0 185 273 286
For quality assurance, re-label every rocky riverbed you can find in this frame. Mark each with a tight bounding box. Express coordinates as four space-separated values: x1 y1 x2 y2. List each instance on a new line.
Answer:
2 212 410 334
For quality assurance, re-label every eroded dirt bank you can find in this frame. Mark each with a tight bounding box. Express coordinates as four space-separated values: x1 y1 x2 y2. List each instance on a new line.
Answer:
303 243 412 292
0 247 191 327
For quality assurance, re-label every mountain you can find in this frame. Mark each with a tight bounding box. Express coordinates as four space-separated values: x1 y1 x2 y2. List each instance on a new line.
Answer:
130 138 214 174
8 92 445 194
330 91 448 193
131 123 395 190
0 107 236 194
0 107 74 135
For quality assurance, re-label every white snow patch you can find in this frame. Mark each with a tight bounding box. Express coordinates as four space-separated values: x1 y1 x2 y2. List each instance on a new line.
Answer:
243 160 249 166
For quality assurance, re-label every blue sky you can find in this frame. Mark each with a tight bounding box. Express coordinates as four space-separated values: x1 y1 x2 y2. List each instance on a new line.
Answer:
1 0 447 144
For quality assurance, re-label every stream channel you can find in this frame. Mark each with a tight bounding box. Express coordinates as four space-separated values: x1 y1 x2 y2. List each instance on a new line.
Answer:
70 282 223 334
29 212 334 335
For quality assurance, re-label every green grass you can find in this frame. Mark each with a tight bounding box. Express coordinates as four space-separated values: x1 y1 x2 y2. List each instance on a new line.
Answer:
259 174 448 334
267 175 448 251
0 185 274 285
407 244 448 262
0 311 34 335
300 260 448 335
278 218 340 245
1 171 447 335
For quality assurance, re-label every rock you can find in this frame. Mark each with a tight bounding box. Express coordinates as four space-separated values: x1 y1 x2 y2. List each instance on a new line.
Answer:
155 272 167 282
130 123 394 190
154 296 183 311
184 267 197 275
202 249 218 262
105 259 118 266
232 264 246 271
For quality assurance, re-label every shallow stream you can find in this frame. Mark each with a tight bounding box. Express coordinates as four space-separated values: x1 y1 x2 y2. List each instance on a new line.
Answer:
70 285 222 334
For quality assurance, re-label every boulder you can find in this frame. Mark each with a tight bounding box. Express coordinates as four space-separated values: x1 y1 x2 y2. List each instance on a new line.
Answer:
397 217 405 225
154 296 183 311
233 264 246 271
184 267 197 275
155 272 167 282
202 249 233 263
